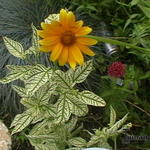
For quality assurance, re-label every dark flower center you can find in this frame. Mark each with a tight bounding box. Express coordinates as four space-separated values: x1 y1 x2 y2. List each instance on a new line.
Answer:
61 31 76 46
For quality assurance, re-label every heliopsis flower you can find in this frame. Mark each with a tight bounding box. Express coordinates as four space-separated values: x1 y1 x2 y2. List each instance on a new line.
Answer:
108 62 126 78
38 9 97 69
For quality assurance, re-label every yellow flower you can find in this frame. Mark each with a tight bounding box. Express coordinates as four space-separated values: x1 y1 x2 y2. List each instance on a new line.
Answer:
38 9 97 69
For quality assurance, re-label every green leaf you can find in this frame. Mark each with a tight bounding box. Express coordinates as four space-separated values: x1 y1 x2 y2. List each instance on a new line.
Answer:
139 71 150 79
66 93 88 116
130 0 140 6
34 82 57 105
117 123 132 134
108 114 128 134
56 92 89 123
30 119 53 135
68 60 93 85
65 117 78 132
20 98 37 108
25 25 40 56
53 70 73 90
3 37 26 59
25 46 38 55
44 14 59 24
0 65 33 83
35 144 59 150
138 4 150 18
109 106 116 127
56 94 72 123
45 105 57 118
11 111 34 135
68 137 87 147
32 24 39 48
25 65 53 95
12 85 27 97
78 91 106 107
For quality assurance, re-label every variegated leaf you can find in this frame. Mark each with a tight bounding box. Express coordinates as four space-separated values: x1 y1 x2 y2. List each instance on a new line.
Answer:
53 70 73 90
66 117 78 132
108 113 128 134
32 24 39 48
66 93 88 116
117 123 132 134
20 98 37 108
35 143 59 150
3 37 26 59
45 14 59 24
68 60 93 85
12 85 27 97
78 90 106 107
30 119 52 135
25 65 53 95
68 137 87 147
56 94 72 123
109 106 116 127
0 65 33 83
34 82 57 105
25 25 40 56
11 111 34 135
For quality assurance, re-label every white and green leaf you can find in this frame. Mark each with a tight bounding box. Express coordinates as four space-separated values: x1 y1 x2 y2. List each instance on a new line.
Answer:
20 98 37 108
68 60 93 85
45 14 59 24
0 65 33 83
109 106 116 127
55 94 72 123
78 91 106 107
34 82 57 105
35 143 59 150
11 111 34 135
53 70 73 90
66 93 88 116
68 137 87 147
32 24 39 48
3 37 26 59
25 64 53 95
25 25 40 56
108 113 128 134
12 85 27 97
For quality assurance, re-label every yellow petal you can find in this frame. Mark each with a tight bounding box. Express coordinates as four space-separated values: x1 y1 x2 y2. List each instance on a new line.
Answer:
58 47 68 66
39 36 59 46
68 50 76 69
67 11 75 23
71 20 84 33
41 22 49 29
77 44 95 56
50 43 63 61
69 45 84 65
77 37 97 45
75 20 83 28
39 46 53 52
75 27 92 36
60 9 68 27
37 30 50 38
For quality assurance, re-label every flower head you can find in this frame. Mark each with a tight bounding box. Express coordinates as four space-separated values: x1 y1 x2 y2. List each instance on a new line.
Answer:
107 62 126 78
38 9 97 69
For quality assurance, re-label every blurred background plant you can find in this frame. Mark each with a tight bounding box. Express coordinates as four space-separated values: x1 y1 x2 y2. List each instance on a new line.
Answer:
0 0 150 149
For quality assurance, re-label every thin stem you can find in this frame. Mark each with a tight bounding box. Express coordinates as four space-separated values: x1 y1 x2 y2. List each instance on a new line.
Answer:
114 137 117 150
84 35 150 53
125 100 150 117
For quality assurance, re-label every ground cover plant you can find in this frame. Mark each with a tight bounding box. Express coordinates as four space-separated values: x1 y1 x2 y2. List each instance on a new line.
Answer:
0 0 150 150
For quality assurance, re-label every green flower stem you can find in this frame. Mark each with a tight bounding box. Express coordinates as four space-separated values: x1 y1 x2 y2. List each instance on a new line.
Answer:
85 35 150 53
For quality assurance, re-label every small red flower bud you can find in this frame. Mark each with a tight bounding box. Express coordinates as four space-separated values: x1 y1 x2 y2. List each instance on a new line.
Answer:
107 62 126 78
